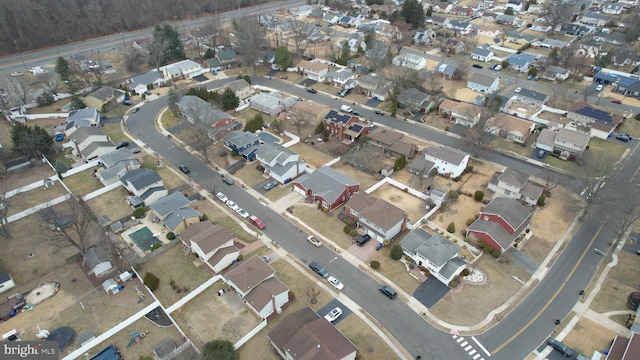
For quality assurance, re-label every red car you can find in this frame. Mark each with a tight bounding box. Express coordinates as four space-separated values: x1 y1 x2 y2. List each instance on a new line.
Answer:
250 215 265 230
611 99 622 104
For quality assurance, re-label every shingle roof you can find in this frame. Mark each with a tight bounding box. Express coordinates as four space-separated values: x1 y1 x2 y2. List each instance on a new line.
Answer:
498 168 529 189
468 73 497 87
482 198 531 230
149 192 191 218
67 126 107 144
346 193 406 231
223 130 260 148
423 145 469 166
120 168 162 190
180 221 234 255
400 229 460 267
244 277 289 312
225 256 275 293
517 88 548 102
294 166 359 204
467 220 515 249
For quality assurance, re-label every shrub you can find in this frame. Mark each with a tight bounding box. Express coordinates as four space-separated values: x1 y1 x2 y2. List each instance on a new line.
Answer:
288 291 295 301
537 195 546 206
349 229 358 237
150 243 162 250
447 222 456 233
445 126 450 131
492 250 501 258
466 218 476 226
474 191 484 201
237 254 244 261
449 280 458 288
144 272 160 292
132 208 146 219
166 232 176 240
448 190 459 199
344 225 352 234
342 218 355 226
200 214 209 221
404 255 413 262
390 244 403 260
370 260 380 269
635 113 640 121
461 268 470 276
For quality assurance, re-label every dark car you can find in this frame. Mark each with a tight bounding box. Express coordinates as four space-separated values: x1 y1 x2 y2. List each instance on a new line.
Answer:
378 285 397 299
616 134 631 142
352 110 362 117
179 165 190 174
527 74 534 80
356 234 371 246
115 141 129 149
611 99 622 104
472 64 483 69
256 165 265 172
374 110 384 115
306 88 318 94
548 337 573 357
263 181 277 191
131 107 140 113
309 261 328 278
123 100 132 106
222 177 234 185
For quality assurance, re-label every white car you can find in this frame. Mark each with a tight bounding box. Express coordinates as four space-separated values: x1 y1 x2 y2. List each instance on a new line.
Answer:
324 307 342 323
216 192 228 202
10 72 23 77
226 200 239 211
514 87 522 93
307 235 322 247
596 84 603 91
327 276 344 290
235 208 249 219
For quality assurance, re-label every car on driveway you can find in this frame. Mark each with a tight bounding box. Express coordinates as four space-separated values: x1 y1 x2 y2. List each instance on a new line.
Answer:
616 134 631 142
596 84 603 91
261 255 271 263
226 200 239 211
131 147 141 154
307 235 322 247
379 285 397 299
222 177 234 185
327 276 344 290
472 64 483 69
324 307 342 322
356 234 371 246
263 181 277 191
179 165 190 174
235 208 249 218
547 337 573 357
309 261 328 277
116 141 129 149
306 88 317 94
514 87 522 93
216 192 228 202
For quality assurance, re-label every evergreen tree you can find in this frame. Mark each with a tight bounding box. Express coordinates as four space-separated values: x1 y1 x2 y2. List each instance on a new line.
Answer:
167 88 181 116
55 56 72 81
401 0 425 28
274 46 293 70
202 340 238 360
11 123 54 158
220 88 239 111
149 24 186 68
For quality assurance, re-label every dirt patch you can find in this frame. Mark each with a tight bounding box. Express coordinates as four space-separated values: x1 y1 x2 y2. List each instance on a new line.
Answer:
370 183 428 223
1 161 57 193
5 182 68 217
289 143 336 169
562 317 617 357
24 282 60 306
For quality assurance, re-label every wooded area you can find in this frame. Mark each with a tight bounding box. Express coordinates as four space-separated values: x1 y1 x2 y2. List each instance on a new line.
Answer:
0 0 270 56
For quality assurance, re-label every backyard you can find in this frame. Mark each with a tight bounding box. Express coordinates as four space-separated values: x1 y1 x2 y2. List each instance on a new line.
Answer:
63 165 102 196
86 186 132 222
192 198 258 243
5 181 69 217
562 318 617 358
370 183 429 223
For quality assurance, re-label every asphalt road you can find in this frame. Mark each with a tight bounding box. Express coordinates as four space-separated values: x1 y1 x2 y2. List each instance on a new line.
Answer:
127 95 471 359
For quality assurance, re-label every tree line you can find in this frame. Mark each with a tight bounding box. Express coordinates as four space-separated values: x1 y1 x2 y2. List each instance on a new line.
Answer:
0 0 269 56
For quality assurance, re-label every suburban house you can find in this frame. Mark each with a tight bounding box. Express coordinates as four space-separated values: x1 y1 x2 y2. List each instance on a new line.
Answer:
176 95 241 141
505 31 539 45
216 49 238 67
441 38 465 55
249 92 298 116
159 60 207 80
507 53 536 72
467 73 499 94
410 145 469 178
567 102 622 140
206 57 223 71
0 272 16 294
67 107 101 129
447 20 473 35
466 197 532 253
413 29 436 46
222 130 261 161
255 143 307 184
180 221 240 273
267 307 357 360
223 79 253 99
434 62 457 80
84 86 126 110
427 15 450 27
535 128 590 160
602 3 624 14
599 333 640 360
438 99 482 127
293 166 359 212
505 0 523 12
516 88 550 107
95 148 140 186
534 38 570 50
485 114 535 145
357 75 389 100
433 2 453 13
120 168 167 207
224 256 290 319
397 88 431 113
326 68 356 88
470 44 494 62
297 60 329 82
149 192 201 233
400 229 467 286
127 71 165 95
580 11 609 27
323 110 370 143
530 20 553 33
367 127 418 159
289 101 331 126
540 66 570 82
392 53 426 70
67 127 116 162
344 192 408 242
488 168 545 206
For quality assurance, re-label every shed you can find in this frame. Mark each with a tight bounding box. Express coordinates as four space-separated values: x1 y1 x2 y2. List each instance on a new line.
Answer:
102 279 120 294
381 165 394 177
84 247 113 277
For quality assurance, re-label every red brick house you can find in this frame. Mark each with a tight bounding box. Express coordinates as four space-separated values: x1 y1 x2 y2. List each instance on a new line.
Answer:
323 110 370 143
293 166 360 212
465 198 532 253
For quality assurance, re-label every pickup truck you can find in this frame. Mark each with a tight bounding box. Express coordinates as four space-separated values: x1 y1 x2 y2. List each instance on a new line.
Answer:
249 215 265 229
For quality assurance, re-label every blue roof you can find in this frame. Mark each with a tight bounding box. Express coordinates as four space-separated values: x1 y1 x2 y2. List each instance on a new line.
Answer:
90 345 122 360
575 107 613 123
594 72 617 82
616 76 638 87
341 16 350 22
325 109 352 124
350 124 363 132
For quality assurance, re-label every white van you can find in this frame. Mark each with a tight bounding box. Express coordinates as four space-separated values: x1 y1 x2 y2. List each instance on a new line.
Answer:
340 105 353 113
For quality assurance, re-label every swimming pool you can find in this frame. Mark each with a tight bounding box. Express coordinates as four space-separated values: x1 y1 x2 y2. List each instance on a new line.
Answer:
257 131 281 144
128 227 161 252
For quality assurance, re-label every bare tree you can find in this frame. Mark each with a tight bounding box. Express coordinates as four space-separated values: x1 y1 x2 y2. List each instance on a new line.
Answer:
204 179 218 196
40 73 61 96
611 185 640 245
385 66 419 116
424 71 443 94
306 286 320 304
288 18 313 59
548 86 578 109
232 16 267 75
0 167 11 238
183 100 215 163
573 152 617 219
3 75 33 107
543 0 576 35
39 197 95 254
202 14 224 48
124 50 146 73
288 112 306 136
452 58 470 80
463 107 500 153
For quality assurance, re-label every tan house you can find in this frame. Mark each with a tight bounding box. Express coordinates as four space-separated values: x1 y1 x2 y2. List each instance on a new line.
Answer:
223 79 253 99
180 221 240 273
367 126 418 159
289 101 331 126
297 60 329 82
84 86 125 110
438 99 482 127
345 192 408 242
485 114 535 144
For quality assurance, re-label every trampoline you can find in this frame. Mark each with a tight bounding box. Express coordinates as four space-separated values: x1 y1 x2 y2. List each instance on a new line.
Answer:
46 326 75 352
128 227 161 252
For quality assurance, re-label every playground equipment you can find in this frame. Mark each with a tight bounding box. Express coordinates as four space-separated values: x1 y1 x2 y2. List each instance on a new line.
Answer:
126 329 148 348
36 327 50 339
134 286 145 304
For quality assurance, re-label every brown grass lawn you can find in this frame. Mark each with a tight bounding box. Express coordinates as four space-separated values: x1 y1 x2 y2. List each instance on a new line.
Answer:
292 204 354 250
101 123 129 145
492 137 533 158
368 243 420 295
332 159 380 190
370 183 428 224
423 113 450 131
5 182 68 217
587 138 627 161
63 166 102 196
86 186 132 221
157 166 186 191
88 316 185 360
433 194 484 238
140 245 213 307
563 317 617 357
430 254 532 325
336 314 399 360
619 116 640 139
289 143 336 169
161 109 181 129
192 199 258 243
590 251 640 316
171 284 260 349
263 182 293 203
234 162 269 188
1 162 57 191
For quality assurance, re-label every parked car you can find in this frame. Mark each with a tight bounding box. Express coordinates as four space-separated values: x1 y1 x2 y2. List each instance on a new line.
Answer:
611 99 622 104
131 148 141 154
123 100 133 106
211 69 218 75
327 276 344 290
226 200 239 211
352 110 362 117
324 307 342 322
309 261 328 277
179 165 190 174
374 110 384 115
235 208 249 218
596 84 603 91
378 285 397 299
261 255 271 263
250 215 266 229
256 165 265 172
514 87 522 93
616 134 631 142
216 192 228 202
307 235 322 247
263 181 277 191
144 90 152 96
116 141 129 149
279 75 288 80
356 234 371 246
306 88 317 94
527 74 534 80
548 337 573 357
494 65 502 71
222 177 234 185
472 64 483 69
10 72 23 77
131 107 140 113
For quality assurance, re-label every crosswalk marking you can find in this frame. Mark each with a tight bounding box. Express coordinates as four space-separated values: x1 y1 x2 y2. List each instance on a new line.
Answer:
452 334 489 359
473 354 481 360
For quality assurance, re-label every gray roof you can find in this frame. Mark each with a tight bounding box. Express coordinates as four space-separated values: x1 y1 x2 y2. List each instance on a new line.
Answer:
217 49 237 61
88 86 123 102
295 166 359 204
482 198 531 230
130 71 164 88
536 128 557 147
556 128 590 148
467 220 515 249
255 142 296 165
68 108 99 124
468 73 497 87
223 130 260 148
164 207 201 231
96 159 139 183
250 92 286 112
120 168 162 191
399 88 430 103
409 154 435 174
99 148 135 168
225 79 251 92
0 272 11 283
327 68 354 81
84 247 110 269
508 53 536 66
439 256 467 280
518 88 548 102
67 126 106 144
177 95 234 126
435 62 456 77
81 141 116 158
140 186 167 201
472 45 492 57
498 168 529 189
400 229 460 267
423 145 469 166
150 192 191 217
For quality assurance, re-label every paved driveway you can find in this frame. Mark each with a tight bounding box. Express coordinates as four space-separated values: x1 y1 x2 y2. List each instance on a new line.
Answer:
349 240 377 262
413 277 450 308
505 248 540 275
318 298 351 326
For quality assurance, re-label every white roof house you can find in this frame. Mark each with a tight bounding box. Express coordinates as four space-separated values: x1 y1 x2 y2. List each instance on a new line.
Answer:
392 53 427 70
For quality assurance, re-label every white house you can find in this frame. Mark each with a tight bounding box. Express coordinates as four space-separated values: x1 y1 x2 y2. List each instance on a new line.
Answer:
255 143 307 184
344 192 408 242
467 73 499 94
423 145 470 178
297 60 329 82
159 59 207 80
392 53 427 70
127 71 165 95
602 3 623 15
180 221 240 273
67 127 116 162
470 45 494 62
0 272 16 294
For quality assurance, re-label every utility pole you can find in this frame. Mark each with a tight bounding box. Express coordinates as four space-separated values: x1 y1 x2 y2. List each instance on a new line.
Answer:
14 39 29 73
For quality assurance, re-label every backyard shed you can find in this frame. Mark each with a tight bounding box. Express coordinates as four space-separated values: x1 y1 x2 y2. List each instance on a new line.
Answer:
102 279 120 294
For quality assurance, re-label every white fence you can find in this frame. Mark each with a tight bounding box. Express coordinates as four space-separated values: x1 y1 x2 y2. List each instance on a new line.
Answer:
365 177 428 200
281 130 300 148
82 182 122 201
165 275 223 313
61 159 100 177
541 104 568 115
6 194 71 223
25 113 68 120
322 156 341 167
234 319 268 350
